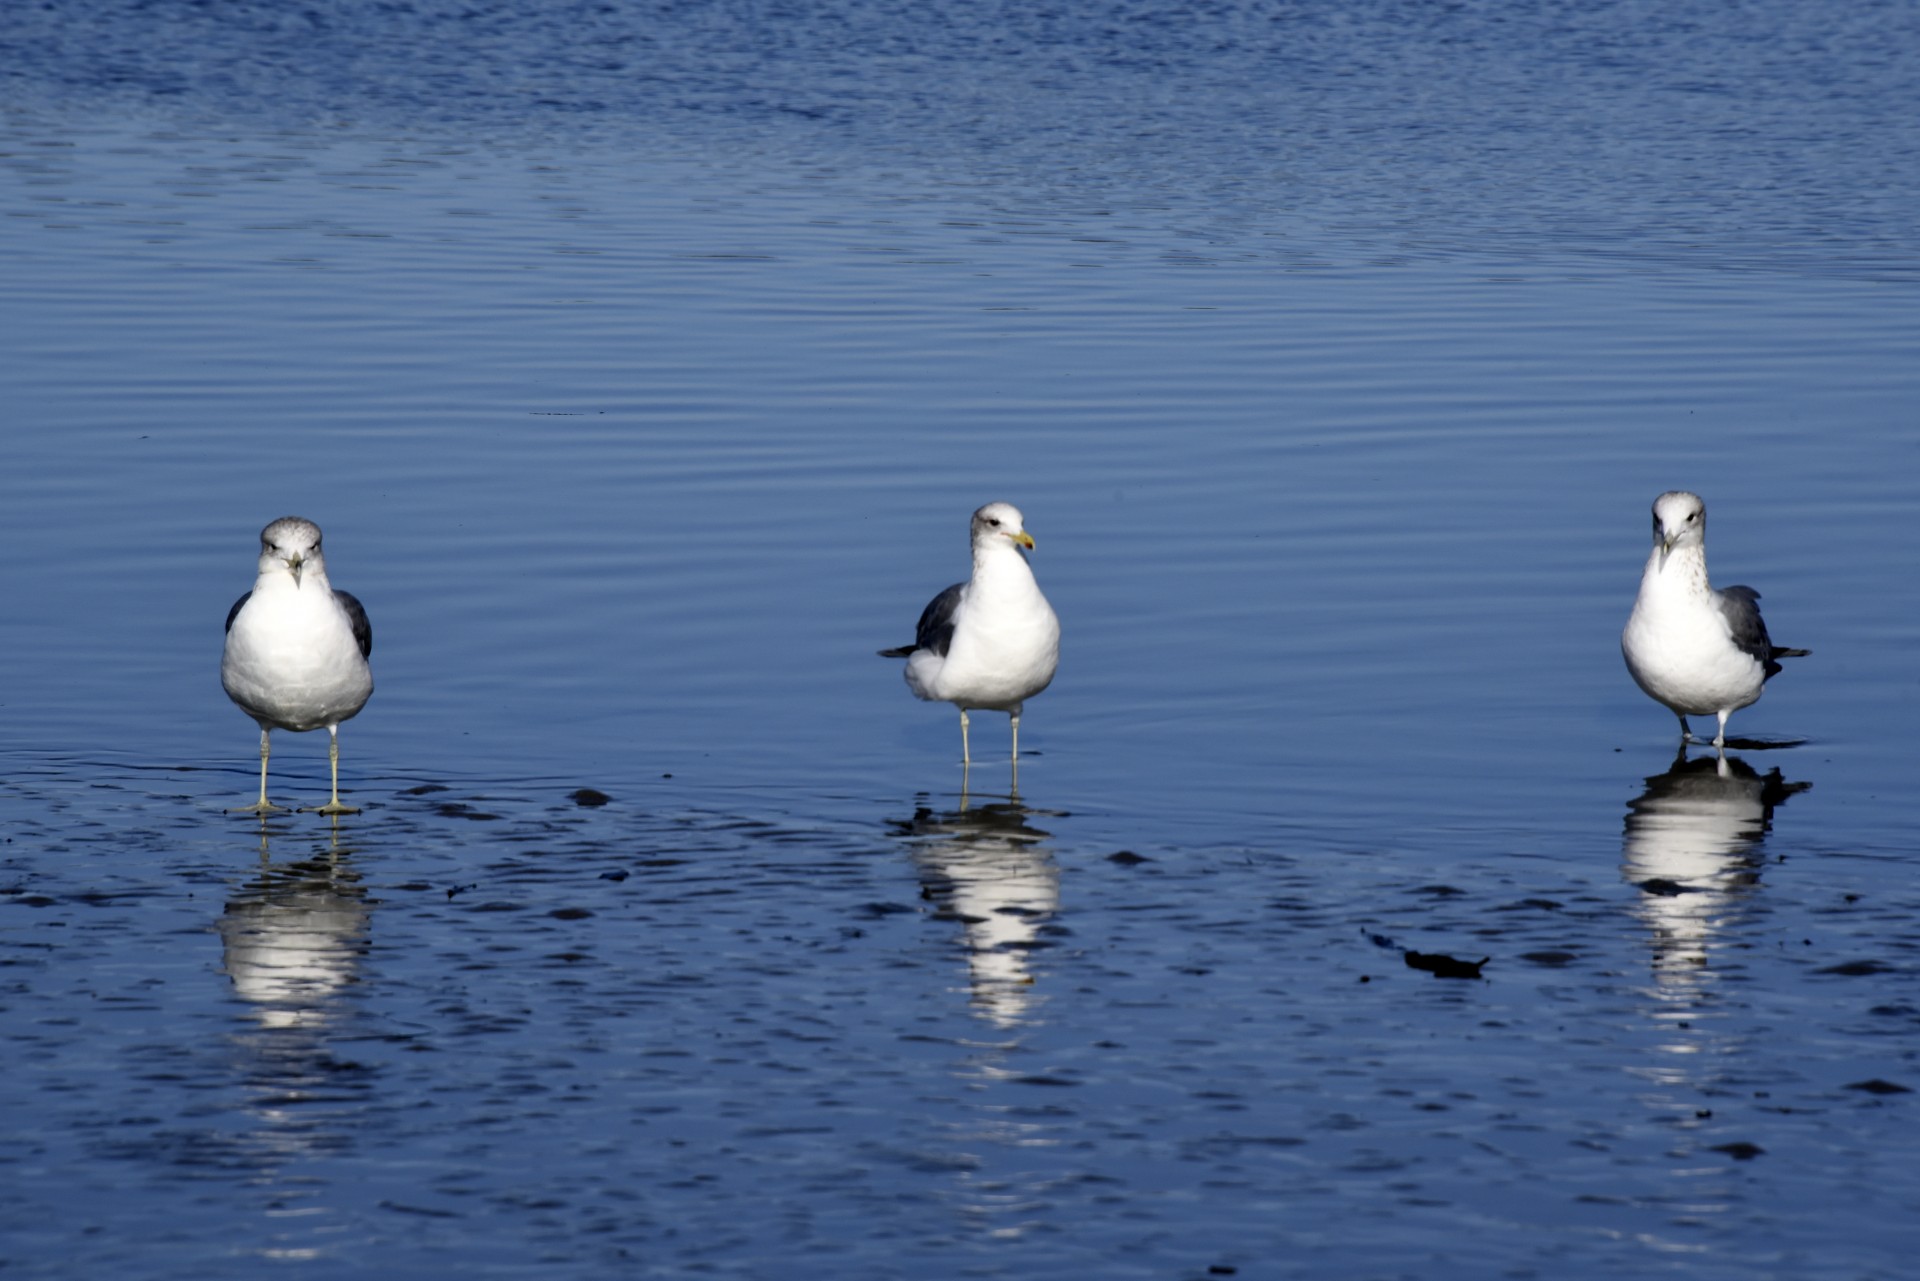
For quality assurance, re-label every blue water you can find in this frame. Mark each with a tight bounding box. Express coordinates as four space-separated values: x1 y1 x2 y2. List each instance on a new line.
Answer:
3 2 1920 1277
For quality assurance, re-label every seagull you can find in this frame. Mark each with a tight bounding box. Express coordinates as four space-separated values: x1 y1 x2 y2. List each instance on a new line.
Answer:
880 502 1060 768
221 517 374 815
1622 491 1808 748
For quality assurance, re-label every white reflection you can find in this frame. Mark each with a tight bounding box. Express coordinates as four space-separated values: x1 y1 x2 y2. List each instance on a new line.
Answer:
219 828 370 1030
1622 747 1809 995
897 791 1060 1029
216 825 377 1173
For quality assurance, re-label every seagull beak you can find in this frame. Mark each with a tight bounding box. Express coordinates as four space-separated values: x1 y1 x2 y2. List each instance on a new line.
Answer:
1012 531 1036 550
287 552 305 588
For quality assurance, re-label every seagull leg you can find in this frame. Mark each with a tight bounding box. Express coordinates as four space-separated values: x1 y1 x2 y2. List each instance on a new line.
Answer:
230 728 288 815
1712 710 1730 750
959 709 971 767
1676 714 1695 744
303 726 361 816
1010 708 1021 763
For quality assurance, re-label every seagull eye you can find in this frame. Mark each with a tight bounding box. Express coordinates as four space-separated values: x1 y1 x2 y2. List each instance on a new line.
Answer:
987 518 1001 527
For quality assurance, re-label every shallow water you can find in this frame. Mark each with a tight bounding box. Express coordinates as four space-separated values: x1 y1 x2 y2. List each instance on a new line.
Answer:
4 1 1920 1277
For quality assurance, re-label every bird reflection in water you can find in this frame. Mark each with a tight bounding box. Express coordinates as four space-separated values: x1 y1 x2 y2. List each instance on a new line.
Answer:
220 825 372 1030
1623 747 1810 996
217 823 377 1166
894 790 1061 1029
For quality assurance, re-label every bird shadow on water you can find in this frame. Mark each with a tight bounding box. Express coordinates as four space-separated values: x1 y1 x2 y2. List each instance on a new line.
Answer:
1711 735 1810 752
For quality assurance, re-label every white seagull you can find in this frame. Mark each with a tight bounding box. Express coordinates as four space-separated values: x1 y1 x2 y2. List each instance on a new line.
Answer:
222 517 375 815
880 502 1061 768
1622 491 1808 748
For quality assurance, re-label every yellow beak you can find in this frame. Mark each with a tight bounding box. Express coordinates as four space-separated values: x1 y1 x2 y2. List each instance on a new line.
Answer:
288 553 305 587
1013 531 1036 550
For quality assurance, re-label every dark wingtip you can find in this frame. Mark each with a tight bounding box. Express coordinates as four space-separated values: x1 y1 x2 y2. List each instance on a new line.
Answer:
1774 647 1811 658
224 592 251 634
877 646 915 658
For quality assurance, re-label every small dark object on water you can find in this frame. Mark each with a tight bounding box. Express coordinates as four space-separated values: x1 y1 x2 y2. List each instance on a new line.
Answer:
1846 1078 1913 1095
1209 1267 1239 1277
1108 849 1150 865
1638 878 1692 896
1819 959 1895 977
599 869 629 882
1405 950 1488 980
551 907 593 920
446 882 476 900
1711 1141 1765 1160
571 788 611 807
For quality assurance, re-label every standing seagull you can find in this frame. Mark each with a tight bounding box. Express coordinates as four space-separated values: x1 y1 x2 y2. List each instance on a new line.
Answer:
222 517 375 815
880 502 1061 768
1622 491 1808 748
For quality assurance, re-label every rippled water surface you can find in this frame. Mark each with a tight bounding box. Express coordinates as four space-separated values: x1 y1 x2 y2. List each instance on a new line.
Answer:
4 2 1919 1277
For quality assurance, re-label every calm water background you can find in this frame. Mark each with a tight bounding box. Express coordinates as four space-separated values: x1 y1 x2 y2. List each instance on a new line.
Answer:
3 1 1919 1277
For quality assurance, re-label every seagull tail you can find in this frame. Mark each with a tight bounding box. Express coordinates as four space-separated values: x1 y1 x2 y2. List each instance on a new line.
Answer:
877 644 916 659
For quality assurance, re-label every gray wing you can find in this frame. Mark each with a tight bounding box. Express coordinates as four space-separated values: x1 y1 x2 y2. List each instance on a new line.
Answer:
877 582 964 658
334 589 373 659
1718 584 1806 680
224 591 251 633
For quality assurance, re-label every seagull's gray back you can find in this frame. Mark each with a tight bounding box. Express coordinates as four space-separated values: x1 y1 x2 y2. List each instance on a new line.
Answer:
334 589 373 659
878 582 963 658
225 591 251 634
1717 584 1806 680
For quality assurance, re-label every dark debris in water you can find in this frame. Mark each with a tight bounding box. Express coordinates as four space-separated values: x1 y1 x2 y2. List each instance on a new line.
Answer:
1710 1141 1766 1161
1108 849 1150 865
1367 931 1488 980
1404 950 1488 980
1637 878 1695 897
435 802 501 821
1818 959 1896 977
570 788 612 807
380 1200 462 1219
1846 1078 1913 1095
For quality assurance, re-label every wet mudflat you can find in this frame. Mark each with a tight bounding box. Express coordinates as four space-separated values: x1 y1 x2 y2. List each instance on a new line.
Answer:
5 743 1918 1279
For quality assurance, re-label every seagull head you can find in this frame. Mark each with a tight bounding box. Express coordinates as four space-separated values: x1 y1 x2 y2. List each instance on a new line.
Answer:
258 516 326 589
971 501 1035 553
1650 490 1705 569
